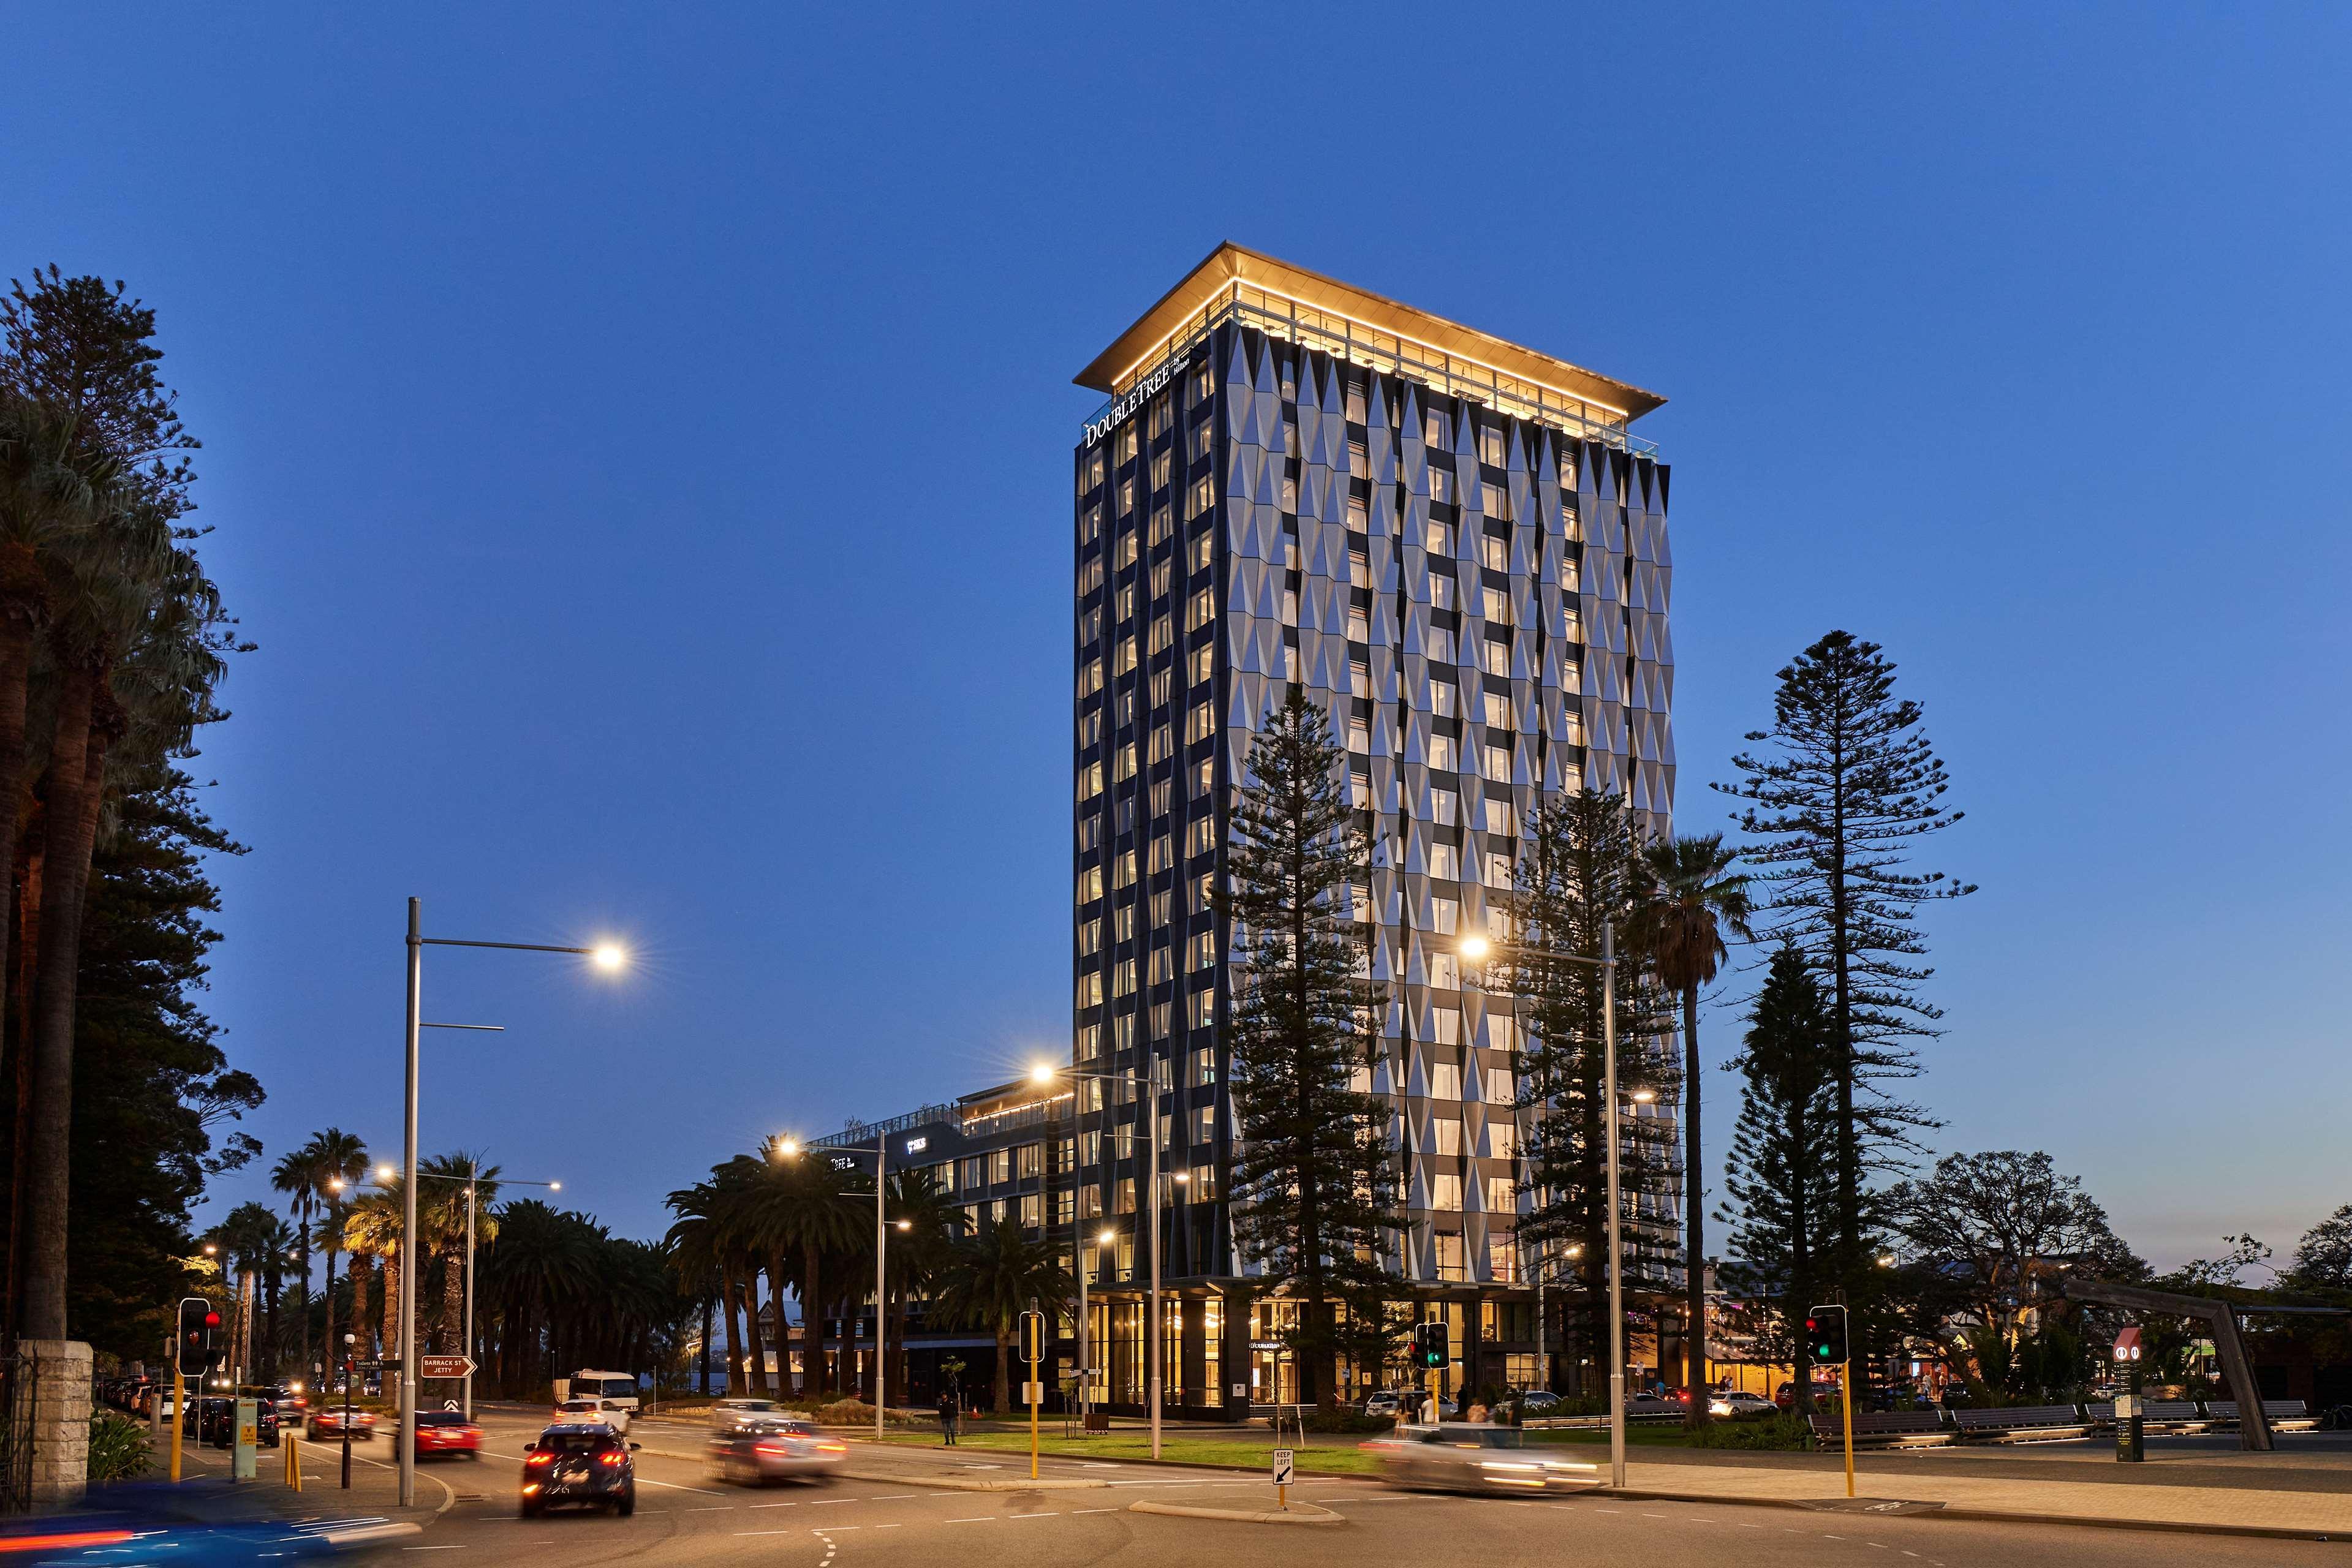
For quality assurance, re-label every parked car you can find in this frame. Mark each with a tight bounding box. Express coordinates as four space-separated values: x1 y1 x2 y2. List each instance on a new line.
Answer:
1708 1392 1779 1419
414 1411 483 1460
552 1396 630 1434
1359 1423 1600 1493
1363 1390 1404 1419
706 1419 846 1485
521 1423 640 1517
196 1398 279 1449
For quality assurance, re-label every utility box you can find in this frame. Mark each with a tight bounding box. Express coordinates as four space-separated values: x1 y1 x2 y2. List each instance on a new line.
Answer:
232 1398 259 1480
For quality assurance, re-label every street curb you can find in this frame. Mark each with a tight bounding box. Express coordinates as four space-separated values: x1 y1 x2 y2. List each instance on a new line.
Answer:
1129 1499 1342 1525
1594 1487 2351 1544
838 1468 1108 1492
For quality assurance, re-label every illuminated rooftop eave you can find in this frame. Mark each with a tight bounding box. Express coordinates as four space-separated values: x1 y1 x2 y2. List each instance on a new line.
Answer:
1073 241 1666 423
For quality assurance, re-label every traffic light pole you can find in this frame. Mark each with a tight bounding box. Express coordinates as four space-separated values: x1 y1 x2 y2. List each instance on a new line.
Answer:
1839 1357 1855 1498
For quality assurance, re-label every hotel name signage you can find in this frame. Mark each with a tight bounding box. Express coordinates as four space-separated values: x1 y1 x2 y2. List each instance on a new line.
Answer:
1084 350 1190 447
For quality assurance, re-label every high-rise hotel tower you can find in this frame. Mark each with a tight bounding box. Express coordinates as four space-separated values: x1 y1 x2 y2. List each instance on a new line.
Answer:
1070 244 1675 1409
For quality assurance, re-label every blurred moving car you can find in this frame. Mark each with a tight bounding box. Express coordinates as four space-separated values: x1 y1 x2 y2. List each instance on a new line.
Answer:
1359 1423 1599 1493
1708 1391 1778 1419
707 1419 846 1485
552 1396 630 1433
309 1406 379 1439
414 1411 484 1459
709 1397 788 1434
521 1423 639 1517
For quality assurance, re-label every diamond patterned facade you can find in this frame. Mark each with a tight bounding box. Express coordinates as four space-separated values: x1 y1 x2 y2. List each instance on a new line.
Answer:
1067 244 1679 1408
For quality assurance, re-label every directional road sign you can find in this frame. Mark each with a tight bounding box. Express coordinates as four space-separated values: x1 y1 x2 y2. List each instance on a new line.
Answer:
417 1355 475 1379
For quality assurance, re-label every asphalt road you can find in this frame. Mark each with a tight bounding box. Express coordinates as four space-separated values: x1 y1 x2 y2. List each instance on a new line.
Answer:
302 1407 2350 1568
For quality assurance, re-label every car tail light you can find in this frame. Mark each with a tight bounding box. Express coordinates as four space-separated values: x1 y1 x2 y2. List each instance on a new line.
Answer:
755 1442 786 1457
526 1452 553 1467
815 1442 846 1454
521 1483 542 1495
599 1452 625 1467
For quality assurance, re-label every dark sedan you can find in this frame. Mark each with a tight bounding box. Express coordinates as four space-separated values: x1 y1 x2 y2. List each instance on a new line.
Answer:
521 1424 640 1517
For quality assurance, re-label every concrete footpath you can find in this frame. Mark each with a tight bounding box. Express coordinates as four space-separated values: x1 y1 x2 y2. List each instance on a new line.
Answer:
1606 1457 2352 1541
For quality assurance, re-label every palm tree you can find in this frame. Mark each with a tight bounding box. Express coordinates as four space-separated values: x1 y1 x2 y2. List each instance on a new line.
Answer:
420 1152 501 1356
665 1181 744 1396
933 1221 1072 1414
301 1130 368 1371
1628 832 1753 1425
754 1151 859 1399
271 1144 328 1375
344 1189 404 1365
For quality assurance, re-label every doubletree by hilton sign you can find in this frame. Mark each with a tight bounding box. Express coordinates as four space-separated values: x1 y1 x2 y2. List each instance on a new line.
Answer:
1084 350 1190 447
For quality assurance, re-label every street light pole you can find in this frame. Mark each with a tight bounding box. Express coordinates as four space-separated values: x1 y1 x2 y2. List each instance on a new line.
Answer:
1601 918 1624 1491
462 1180 475 1422
1040 1061 1159 1458
1460 918 1625 1489
399 898 422 1512
396 899 625 1509
776 1136 891 1444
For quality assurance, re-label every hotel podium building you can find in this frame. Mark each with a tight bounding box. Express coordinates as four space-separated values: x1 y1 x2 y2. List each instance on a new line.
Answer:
1067 244 1679 1412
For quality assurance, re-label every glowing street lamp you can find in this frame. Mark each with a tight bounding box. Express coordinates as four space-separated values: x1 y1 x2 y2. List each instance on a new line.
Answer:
1034 1056 1166 1457
393 899 627 1507
1454 920 1632 1488
774 1131 893 1441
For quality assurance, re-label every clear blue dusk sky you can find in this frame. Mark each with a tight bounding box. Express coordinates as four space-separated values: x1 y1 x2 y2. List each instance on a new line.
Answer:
7 6 2346 1269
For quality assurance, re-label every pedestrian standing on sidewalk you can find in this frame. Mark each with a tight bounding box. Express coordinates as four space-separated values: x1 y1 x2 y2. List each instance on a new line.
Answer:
937 1388 959 1446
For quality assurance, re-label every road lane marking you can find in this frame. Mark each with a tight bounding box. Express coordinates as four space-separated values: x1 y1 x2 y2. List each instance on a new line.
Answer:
945 1517 995 1523
635 1476 725 1494
750 1501 799 1508
1073 1508 1116 1514
873 1523 902 1529
736 1529 796 1537
1010 1512 1059 1518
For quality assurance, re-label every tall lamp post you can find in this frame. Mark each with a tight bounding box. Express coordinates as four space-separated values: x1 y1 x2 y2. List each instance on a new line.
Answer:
1458 922 1630 1490
775 1135 910 1444
395 897 625 1508
1033 1057 1163 1460
343 1166 561 1422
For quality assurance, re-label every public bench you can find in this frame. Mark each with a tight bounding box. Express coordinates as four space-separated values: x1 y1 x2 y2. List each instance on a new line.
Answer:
2209 1399 2318 1432
1949 1404 2092 1442
1805 1410 1953 1449
2084 1400 2210 1433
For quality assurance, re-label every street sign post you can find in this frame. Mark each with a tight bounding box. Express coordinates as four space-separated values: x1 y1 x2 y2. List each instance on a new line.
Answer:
2114 1327 2144 1463
417 1355 474 1381
1271 1446 1295 1510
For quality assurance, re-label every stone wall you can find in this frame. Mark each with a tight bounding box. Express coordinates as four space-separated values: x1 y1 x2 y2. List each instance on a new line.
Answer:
23 1339 91 1507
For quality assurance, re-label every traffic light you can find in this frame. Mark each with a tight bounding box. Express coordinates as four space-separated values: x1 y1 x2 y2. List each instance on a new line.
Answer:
1412 1321 1446 1370
176 1298 223 1371
1805 1304 1848 1366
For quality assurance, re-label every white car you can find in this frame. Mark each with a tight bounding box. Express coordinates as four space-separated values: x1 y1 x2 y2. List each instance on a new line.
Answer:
551 1396 630 1434
1709 1391 1777 1419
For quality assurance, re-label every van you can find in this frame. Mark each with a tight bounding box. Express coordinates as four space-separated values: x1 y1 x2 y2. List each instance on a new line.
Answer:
568 1370 641 1415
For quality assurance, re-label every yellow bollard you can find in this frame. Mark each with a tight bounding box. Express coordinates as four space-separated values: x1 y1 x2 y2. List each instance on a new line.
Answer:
286 1434 303 1492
